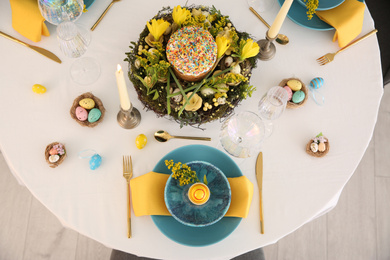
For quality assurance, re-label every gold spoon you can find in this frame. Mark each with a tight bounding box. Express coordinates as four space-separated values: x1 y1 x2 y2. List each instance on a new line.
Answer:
154 130 211 142
90 0 121 31
249 7 290 45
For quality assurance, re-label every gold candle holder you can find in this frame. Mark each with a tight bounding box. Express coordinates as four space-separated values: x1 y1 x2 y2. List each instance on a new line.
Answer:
257 30 277 61
117 103 141 129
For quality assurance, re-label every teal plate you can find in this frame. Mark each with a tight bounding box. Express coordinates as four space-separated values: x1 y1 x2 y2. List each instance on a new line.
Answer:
296 0 345 11
84 0 95 9
278 0 364 31
152 145 242 247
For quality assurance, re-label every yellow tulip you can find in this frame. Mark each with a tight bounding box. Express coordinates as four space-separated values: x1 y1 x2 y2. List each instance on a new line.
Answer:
172 5 191 26
146 19 170 41
240 39 260 61
216 36 230 59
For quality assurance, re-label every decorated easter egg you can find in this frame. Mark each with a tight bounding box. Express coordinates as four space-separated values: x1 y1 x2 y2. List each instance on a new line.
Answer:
283 86 293 101
310 77 324 89
32 84 47 94
88 108 101 123
136 134 147 149
49 148 58 155
79 98 95 109
49 154 60 163
292 90 305 103
310 142 319 153
318 142 326 152
89 154 102 170
75 106 88 121
287 79 302 91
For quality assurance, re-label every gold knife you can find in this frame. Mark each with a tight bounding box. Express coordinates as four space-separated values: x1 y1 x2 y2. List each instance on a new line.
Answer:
255 151 264 234
0 31 62 64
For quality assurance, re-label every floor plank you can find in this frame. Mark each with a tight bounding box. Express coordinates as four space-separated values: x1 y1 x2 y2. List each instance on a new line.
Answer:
23 199 79 260
75 234 112 260
375 177 390 260
0 155 32 260
327 140 377 260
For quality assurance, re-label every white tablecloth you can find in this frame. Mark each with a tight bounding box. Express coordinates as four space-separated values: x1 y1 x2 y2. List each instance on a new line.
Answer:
0 0 383 259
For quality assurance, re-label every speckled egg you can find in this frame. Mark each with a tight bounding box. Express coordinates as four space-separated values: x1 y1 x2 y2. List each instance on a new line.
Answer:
136 134 147 149
32 84 47 94
88 108 101 123
310 77 324 89
89 154 102 170
292 90 305 104
310 142 319 153
49 155 60 163
287 79 302 91
49 148 58 155
75 106 88 121
79 98 95 109
283 86 293 101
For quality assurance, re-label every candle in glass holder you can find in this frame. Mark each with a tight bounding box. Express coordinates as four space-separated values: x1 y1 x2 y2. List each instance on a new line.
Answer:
115 64 131 111
268 0 293 39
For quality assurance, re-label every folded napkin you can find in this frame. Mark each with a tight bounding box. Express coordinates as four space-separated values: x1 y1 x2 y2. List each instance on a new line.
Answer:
316 0 365 47
130 171 254 218
10 0 50 42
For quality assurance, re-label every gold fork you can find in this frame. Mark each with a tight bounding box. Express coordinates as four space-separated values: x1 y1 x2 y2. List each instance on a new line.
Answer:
123 155 133 238
90 0 121 31
317 29 378 66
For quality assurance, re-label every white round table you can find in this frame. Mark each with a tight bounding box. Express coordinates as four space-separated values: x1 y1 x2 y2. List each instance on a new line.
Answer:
0 0 383 259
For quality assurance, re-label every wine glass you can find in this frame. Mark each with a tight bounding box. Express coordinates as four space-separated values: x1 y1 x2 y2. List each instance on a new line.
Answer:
220 111 266 158
258 86 288 138
38 0 84 25
247 0 275 13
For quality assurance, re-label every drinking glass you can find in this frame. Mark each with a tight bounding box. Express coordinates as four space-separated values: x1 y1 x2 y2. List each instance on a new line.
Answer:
258 86 288 137
38 0 84 25
220 111 265 158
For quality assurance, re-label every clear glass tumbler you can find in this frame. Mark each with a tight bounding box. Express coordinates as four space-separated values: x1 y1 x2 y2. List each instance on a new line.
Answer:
220 111 266 158
258 86 288 137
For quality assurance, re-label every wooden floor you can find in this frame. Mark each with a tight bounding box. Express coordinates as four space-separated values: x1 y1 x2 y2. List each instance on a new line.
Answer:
1 85 389 260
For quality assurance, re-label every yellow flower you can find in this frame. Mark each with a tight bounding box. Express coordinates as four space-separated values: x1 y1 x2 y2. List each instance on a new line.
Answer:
183 92 203 111
146 19 170 41
240 39 260 61
215 35 230 59
172 5 191 26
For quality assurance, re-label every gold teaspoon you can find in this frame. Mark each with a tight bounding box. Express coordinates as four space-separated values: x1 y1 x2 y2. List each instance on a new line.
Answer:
154 130 211 142
91 0 121 31
249 7 290 45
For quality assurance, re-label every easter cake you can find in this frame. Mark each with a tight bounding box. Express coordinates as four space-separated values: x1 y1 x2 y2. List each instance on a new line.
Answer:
126 5 260 127
166 26 217 82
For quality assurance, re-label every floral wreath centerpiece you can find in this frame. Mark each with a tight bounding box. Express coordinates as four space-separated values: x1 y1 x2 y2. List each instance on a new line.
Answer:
125 5 260 127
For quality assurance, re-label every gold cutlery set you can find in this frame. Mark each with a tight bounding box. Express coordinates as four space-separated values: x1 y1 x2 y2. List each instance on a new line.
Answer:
122 155 133 238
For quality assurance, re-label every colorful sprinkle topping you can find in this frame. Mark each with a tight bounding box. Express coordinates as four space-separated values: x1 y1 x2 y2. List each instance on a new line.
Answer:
166 26 217 77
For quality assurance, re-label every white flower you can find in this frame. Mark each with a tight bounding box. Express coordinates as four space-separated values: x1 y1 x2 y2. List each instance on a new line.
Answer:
201 87 215 96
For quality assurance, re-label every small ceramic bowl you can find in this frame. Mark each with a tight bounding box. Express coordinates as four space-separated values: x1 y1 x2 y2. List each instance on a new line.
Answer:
164 161 231 227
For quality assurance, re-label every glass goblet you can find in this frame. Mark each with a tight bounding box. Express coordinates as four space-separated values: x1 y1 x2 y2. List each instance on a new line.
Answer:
57 22 100 85
38 0 84 25
220 111 266 158
258 86 288 138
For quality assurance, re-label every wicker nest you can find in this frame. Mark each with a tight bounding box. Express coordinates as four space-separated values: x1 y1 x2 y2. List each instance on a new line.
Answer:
305 137 330 158
70 92 105 127
279 78 308 109
45 142 67 168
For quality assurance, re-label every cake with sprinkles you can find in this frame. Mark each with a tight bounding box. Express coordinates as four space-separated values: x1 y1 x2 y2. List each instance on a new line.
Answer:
125 5 260 128
166 26 217 82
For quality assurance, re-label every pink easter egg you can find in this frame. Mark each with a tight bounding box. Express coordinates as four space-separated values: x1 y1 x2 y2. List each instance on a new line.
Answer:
284 86 293 101
75 106 88 121
49 148 58 155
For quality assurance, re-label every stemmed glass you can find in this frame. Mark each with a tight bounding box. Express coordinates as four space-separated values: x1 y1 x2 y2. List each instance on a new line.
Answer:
38 0 100 85
220 111 266 158
258 86 288 138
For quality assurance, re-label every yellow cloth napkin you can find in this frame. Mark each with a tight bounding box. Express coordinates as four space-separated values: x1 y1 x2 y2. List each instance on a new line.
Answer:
10 0 50 42
130 171 254 218
316 0 365 47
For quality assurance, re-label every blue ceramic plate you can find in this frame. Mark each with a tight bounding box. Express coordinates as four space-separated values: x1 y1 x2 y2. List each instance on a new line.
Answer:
164 161 231 227
152 145 242 247
278 0 364 31
296 0 345 11
84 0 95 9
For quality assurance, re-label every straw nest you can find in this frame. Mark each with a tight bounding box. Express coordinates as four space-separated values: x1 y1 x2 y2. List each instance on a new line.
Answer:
45 142 66 168
279 78 308 109
70 92 105 127
305 137 330 158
